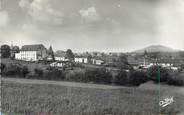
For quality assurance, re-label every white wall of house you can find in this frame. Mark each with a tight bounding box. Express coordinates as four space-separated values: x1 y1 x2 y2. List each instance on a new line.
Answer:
57 63 64 67
55 57 68 61
75 57 88 63
50 62 64 67
15 53 21 60
171 67 178 71
50 62 57 67
15 51 37 61
92 59 104 65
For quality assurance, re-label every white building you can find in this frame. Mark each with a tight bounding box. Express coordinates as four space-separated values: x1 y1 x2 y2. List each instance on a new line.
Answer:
50 62 64 67
55 56 69 61
15 44 47 61
54 51 69 61
92 59 104 65
15 51 37 61
50 61 71 68
74 57 88 63
171 67 178 71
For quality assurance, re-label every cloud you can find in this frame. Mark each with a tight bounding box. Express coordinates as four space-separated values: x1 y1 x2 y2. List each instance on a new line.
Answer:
19 0 63 25
156 0 184 49
19 0 30 9
0 11 9 28
79 7 100 22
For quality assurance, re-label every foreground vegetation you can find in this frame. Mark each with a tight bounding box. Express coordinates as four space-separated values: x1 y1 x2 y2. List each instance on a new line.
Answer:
1 60 184 87
1 80 184 114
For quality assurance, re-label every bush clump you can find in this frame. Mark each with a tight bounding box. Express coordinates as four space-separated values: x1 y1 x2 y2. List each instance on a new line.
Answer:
113 70 148 86
85 68 112 84
2 64 29 78
22 66 29 78
129 71 148 86
34 68 44 79
65 69 86 82
65 68 113 84
113 70 128 85
44 68 65 80
1 63 6 73
147 66 169 82
166 73 184 86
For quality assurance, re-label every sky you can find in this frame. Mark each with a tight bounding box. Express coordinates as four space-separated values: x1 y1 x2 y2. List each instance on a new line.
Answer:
0 0 184 52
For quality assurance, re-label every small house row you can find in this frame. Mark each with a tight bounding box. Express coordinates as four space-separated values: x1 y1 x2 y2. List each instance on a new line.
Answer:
55 56 105 65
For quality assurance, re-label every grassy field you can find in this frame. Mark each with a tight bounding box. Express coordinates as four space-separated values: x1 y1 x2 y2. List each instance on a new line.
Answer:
1 78 184 114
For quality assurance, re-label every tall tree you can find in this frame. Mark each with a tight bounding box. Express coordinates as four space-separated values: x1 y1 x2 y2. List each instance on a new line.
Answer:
10 46 20 59
179 51 184 58
66 49 74 61
1 44 11 58
118 54 128 63
12 46 20 53
144 50 148 58
48 46 54 60
116 53 129 69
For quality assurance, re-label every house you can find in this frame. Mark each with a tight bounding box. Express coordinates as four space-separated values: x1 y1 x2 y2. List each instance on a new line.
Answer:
55 56 68 61
145 58 184 68
50 61 71 68
54 50 69 61
92 58 105 65
74 56 88 63
171 66 178 71
15 44 47 61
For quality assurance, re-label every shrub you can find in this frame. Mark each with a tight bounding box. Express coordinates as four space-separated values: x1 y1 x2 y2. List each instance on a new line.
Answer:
129 71 148 86
113 70 148 86
167 77 184 86
66 68 112 84
167 73 184 86
181 64 184 70
1 63 6 73
2 64 30 78
22 66 29 78
34 68 44 79
112 70 128 85
147 66 169 82
3 64 22 77
65 69 86 82
85 68 112 84
44 68 65 80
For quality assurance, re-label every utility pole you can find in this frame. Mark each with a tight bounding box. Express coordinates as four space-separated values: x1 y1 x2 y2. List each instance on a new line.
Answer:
0 0 2 110
156 57 161 114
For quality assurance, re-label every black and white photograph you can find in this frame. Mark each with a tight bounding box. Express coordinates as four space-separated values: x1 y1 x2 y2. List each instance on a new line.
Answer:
0 0 184 114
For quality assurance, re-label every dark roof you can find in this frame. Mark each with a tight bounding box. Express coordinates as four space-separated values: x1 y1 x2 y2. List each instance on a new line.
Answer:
21 44 46 51
55 50 66 57
75 56 88 58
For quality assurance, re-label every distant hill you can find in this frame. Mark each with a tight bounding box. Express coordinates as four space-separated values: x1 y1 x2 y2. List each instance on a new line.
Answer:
133 45 179 53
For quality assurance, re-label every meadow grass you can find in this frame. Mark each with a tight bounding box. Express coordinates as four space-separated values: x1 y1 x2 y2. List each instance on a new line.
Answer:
1 80 184 114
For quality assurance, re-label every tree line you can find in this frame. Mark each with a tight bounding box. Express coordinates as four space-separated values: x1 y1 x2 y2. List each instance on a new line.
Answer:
1 63 183 86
